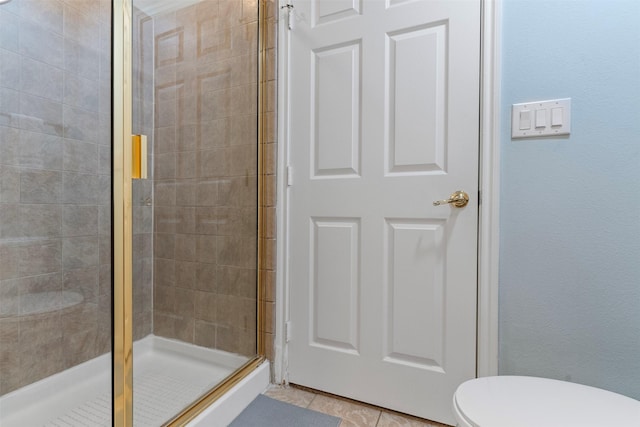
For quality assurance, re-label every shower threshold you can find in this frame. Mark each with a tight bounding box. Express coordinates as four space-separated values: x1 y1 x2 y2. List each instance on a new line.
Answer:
0 335 252 427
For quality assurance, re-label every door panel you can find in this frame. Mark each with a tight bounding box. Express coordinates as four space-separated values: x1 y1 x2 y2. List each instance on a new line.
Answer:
311 218 360 352
312 41 361 177
386 23 446 174
383 219 445 371
287 0 480 424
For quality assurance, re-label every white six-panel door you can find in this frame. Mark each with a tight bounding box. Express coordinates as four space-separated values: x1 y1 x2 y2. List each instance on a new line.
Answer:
285 0 480 424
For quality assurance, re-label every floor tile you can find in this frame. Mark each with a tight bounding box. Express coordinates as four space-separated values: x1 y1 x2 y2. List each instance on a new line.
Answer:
263 385 316 408
307 394 381 427
263 385 449 427
377 411 448 427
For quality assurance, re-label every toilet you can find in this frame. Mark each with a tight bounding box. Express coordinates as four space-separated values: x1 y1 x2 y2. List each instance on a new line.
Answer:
452 376 640 426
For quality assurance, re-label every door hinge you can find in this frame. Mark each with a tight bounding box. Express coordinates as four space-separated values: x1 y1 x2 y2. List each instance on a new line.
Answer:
281 4 294 30
286 166 293 187
478 190 482 206
285 321 292 342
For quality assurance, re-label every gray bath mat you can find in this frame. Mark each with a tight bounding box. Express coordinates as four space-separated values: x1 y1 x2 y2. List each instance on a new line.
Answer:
229 394 341 427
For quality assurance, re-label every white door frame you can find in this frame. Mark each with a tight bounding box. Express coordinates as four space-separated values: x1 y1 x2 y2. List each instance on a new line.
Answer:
274 0 502 383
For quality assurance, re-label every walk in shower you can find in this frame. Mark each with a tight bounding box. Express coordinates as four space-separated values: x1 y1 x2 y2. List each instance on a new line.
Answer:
0 0 267 425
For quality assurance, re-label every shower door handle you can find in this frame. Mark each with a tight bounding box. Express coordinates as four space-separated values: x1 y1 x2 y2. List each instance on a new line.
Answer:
132 134 148 179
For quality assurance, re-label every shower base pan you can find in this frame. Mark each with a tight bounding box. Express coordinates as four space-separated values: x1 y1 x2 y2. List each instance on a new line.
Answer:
0 335 268 427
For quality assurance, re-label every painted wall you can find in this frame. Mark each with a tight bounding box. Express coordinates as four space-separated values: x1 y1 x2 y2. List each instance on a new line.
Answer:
499 0 640 399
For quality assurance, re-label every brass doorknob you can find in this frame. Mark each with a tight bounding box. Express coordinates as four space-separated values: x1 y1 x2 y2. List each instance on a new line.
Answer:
433 190 469 208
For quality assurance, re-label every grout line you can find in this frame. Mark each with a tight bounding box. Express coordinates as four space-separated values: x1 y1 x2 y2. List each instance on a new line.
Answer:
306 392 316 409
373 410 382 427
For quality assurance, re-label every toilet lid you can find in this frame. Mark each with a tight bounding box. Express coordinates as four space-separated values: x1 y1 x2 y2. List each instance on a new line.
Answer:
453 376 640 427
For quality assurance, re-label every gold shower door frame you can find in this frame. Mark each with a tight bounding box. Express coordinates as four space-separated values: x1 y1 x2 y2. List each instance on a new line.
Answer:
112 1 268 425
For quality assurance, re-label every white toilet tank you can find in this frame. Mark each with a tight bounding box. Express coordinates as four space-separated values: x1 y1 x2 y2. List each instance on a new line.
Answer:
453 376 640 427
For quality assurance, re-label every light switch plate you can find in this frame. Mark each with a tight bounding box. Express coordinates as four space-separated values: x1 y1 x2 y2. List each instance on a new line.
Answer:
512 98 571 138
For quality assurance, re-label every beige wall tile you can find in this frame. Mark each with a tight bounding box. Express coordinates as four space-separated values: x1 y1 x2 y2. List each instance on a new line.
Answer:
175 234 197 262
173 314 195 343
194 290 217 323
155 205 177 233
155 233 176 260
63 328 98 368
154 180 177 206
261 142 276 176
199 118 230 150
265 48 276 81
265 80 276 113
194 319 216 348
19 337 64 387
217 265 257 298
230 54 257 88
230 83 258 116
176 150 197 179
196 234 217 264
153 312 176 338
230 114 257 147
197 27 232 61
262 300 275 334
264 174 276 207
264 111 277 144
154 152 177 179
195 262 217 292
219 0 243 28
260 238 276 271
155 259 176 287
175 207 196 234
261 269 276 303
230 144 258 177
195 180 219 207
154 285 175 313
176 124 198 151
196 58 232 96
176 180 197 206
198 148 229 178
264 206 276 239
264 331 275 361
195 207 220 235
216 294 256 330
266 16 277 50
242 0 259 24
265 0 277 19
231 22 258 57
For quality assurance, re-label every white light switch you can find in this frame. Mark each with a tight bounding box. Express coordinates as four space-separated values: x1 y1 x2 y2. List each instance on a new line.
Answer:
535 109 546 128
519 110 531 130
551 107 563 127
512 98 571 138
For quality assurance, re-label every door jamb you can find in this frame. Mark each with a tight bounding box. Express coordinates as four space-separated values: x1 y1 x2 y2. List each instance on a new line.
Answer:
477 0 501 378
274 0 502 383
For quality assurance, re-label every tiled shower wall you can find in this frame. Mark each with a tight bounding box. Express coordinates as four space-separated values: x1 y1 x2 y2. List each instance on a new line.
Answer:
150 0 262 356
261 0 278 364
0 0 113 394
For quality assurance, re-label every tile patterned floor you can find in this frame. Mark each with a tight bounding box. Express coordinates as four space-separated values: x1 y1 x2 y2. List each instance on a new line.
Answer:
264 385 450 427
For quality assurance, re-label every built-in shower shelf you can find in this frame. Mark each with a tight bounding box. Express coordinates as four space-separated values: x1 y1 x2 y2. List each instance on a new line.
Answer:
0 291 83 318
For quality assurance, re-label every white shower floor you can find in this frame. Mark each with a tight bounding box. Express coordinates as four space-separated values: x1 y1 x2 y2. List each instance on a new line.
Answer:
0 335 250 427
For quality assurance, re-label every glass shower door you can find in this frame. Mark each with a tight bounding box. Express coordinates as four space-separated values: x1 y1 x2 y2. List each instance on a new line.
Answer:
0 0 114 425
112 0 263 425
